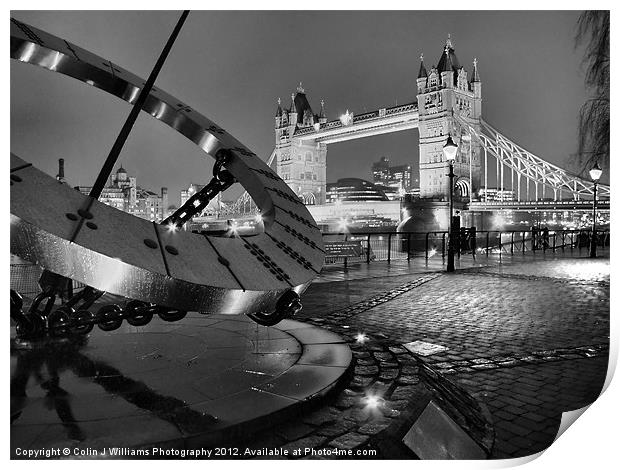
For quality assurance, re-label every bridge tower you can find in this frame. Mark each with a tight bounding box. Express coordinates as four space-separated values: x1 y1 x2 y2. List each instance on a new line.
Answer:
416 36 482 201
274 83 327 205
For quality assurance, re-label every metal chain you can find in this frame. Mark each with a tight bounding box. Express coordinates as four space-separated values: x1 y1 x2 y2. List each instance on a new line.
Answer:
12 288 188 338
163 149 236 228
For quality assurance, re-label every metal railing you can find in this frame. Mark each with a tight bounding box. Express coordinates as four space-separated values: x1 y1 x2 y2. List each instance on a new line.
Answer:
10 229 610 292
322 229 610 266
10 258 87 300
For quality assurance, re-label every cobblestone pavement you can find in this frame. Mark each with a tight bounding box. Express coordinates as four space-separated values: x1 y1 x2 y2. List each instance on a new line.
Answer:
272 253 609 459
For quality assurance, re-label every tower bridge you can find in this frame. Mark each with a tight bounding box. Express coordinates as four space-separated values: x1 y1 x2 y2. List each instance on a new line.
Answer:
228 36 608 228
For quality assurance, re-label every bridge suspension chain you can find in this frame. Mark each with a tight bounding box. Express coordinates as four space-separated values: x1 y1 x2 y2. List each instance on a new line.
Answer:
453 114 610 201
223 149 277 218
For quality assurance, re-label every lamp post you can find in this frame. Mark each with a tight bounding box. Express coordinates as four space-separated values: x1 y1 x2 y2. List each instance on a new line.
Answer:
589 162 602 258
443 135 458 272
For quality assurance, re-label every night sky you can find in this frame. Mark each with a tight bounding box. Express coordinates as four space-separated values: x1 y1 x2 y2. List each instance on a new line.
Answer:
10 10 594 206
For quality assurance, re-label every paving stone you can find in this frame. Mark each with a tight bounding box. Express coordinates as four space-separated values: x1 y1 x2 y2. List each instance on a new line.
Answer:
342 407 372 424
390 385 419 401
349 376 374 390
379 369 399 381
334 395 357 410
277 422 315 442
329 432 370 450
495 419 531 436
385 399 410 411
396 375 419 385
356 358 376 366
355 365 379 376
373 352 393 361
382 407 401 418
302 408 339 427
380 361 399 369
316 420 356 437
295 256 609 460
358 420 392 435
400 365 419 374
523 412 546 423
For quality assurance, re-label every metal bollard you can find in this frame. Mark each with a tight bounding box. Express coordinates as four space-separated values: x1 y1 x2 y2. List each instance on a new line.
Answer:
486 232 489 257
407 233 411 262
442 233 446 259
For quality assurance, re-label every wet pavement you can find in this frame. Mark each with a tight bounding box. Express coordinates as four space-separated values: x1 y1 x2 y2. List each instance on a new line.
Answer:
10 249 610 459
10 315 351 457
294 250 609 459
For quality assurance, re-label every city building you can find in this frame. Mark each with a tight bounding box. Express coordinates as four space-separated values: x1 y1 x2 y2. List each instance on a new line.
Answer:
371 156 414 196
307 200 402 232
371 157 391 183
325 178 390 204
75 165 169 222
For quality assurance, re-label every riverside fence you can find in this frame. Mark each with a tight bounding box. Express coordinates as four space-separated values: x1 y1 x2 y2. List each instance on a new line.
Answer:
10 229 611 296
322 229 610 267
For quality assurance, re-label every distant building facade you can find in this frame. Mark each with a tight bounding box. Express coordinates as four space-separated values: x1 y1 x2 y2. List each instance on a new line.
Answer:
371 156 415 198
325 178 390 204
76 165 169 222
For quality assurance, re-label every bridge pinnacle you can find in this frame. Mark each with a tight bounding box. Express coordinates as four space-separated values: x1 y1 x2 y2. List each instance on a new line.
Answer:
290 93 297 113
275 97 283 117
471 57 481 83
319 99 327 120
441 44 454 72
417 53 428 78
446 33 453 49
297 82 305 93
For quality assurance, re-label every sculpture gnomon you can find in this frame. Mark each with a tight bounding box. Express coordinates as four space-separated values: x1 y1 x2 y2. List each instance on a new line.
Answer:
10 14 324 338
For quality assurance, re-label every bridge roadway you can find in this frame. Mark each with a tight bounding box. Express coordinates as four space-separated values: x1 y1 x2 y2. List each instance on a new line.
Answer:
468 199 610 212
294 102 419 144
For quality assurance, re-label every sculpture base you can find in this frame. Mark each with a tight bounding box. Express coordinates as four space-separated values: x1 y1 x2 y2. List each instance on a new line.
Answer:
11 313 351 457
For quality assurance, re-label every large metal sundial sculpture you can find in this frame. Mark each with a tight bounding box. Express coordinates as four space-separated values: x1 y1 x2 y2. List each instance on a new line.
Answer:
10 14 324 337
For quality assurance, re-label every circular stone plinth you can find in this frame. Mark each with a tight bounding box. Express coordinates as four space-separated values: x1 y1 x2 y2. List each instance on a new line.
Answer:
10 314 351 456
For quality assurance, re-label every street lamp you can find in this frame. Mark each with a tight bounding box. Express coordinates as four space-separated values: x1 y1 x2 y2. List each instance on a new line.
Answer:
589 162 602 258
443 135 458 272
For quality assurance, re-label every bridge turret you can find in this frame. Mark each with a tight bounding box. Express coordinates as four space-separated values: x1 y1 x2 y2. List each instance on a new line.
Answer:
417 53 428 94
417 34 482 203
440 44 455 89
274 83 327 205
288 92 298 124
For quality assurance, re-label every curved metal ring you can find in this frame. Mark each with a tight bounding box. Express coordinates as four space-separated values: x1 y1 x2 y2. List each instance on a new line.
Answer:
10 19 324 317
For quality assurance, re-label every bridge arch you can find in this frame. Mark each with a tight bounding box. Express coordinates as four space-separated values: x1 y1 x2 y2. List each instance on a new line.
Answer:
454 178 470 198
